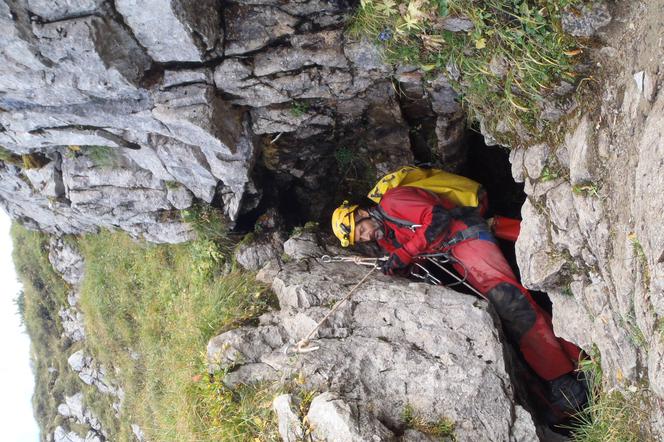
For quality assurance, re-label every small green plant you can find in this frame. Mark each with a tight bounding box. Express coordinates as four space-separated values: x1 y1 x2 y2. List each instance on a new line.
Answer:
620 314 648 349
0 149 52 169
297 388 318 417
290 101 310 117
22 153 51 169
291 221 320 238
335 146 358 170
540 165 560 182
0 146 22 165
562 284 573 297
334 145 376 191
656 318 664 340
164 180 180 190
181 204 231 252
191 371 280 441
403 404 456 439
84 145 121 168
628 233 650 289
568 346 653 441
572 182 600 197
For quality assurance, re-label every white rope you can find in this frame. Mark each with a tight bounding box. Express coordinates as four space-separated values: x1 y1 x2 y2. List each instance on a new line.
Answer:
292 264 377 353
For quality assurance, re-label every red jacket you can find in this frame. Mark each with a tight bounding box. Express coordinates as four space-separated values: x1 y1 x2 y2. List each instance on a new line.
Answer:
374 186 468 264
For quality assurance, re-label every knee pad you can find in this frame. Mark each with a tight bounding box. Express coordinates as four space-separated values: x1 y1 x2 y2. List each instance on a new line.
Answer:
487 282 536 341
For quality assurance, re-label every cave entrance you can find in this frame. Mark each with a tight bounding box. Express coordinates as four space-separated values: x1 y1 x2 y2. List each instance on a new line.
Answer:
450 130 566 433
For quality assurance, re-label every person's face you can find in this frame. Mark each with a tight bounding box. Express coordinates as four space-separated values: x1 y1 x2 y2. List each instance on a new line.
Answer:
354 209 384 243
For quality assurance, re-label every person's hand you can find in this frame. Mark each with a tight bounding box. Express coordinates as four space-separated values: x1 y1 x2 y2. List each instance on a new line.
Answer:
381 249 412 275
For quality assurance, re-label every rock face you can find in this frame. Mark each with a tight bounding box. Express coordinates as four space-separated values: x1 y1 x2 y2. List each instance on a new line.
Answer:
511 3 664 434
57 393 105 438
47 236 87 342
208 241 539 441
67 349 123 401
0 0 467 241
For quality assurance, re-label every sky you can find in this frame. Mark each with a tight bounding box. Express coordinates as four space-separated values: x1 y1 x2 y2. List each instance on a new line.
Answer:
0 210 41 441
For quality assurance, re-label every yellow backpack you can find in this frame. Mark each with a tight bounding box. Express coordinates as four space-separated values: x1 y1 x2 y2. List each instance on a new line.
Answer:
367 166 482 208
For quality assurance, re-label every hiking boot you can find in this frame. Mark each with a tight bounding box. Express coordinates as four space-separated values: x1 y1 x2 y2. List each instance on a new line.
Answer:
548 371 589 415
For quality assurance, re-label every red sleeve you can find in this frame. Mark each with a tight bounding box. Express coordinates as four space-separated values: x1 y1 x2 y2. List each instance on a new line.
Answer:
380 187 452 259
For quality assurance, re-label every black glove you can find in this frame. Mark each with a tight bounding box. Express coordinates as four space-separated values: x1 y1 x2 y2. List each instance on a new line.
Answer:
381 249 412 275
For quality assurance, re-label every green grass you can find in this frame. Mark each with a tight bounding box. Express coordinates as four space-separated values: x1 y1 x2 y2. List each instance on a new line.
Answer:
11 218 282 441
334 145 377 193
627 233 650 289
572 182 600 197
84 146 121 168
77 229 279 441
567 348 654 441
182 204 231 245
349 0 582 145
620 315 648 349
403 403 456 439
540 164 561 182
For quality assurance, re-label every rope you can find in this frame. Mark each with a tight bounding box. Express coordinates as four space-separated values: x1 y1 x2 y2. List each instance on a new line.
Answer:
292 264 378 353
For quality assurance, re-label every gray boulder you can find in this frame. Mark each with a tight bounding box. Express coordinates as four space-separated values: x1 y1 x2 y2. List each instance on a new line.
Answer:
306 392 396 442
59 307 86 342
562 1 612 37
67 350 121 397
272 394 305 442
115 0 222 62
208 260 538 441
234 234 284 271
57 392 104 435
48 236 85 287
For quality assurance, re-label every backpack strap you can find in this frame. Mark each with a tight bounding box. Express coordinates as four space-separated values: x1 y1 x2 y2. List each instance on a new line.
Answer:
439 224 495 249
371 206 422 232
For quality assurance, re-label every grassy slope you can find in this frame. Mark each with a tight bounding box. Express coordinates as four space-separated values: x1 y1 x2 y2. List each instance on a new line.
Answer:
13 216 282 441
11 224 83 439
350 0 582 145
77 229 279 441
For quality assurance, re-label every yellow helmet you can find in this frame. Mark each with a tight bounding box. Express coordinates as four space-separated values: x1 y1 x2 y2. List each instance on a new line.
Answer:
331 201 358 247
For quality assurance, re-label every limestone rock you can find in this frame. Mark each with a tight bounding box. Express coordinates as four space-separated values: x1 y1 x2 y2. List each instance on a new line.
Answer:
283 231 325 261
57 392 104 435
48 236 85 286
0 2 258 238
131 424 145 442
210 260 539 441
27 0 105 21
53 427 102 442
566 117 595 185
115 0 222 62
223 4 298 56
306 392 396 442
207 326 288 371
522 143 550 180
401 429 445 442
562 1 612 37
67 350 121 397
59 307 86 342
234 232 284 271
516 200 566 290
272 394 305 442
